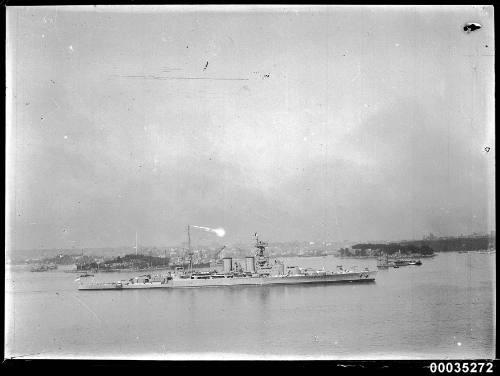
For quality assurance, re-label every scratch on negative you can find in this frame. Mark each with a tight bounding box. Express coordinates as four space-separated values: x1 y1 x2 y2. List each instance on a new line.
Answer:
8 352 43 360
113 74 249 81
71 295 103 324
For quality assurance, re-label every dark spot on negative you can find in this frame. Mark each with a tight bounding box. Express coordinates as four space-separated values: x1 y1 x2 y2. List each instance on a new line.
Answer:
463 23 482 33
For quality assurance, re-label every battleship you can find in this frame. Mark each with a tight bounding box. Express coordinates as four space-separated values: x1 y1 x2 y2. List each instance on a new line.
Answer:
77 231 377 290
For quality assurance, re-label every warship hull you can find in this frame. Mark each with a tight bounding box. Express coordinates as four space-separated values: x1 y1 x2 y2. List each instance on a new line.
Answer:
167 271 376 288
78 271 376 290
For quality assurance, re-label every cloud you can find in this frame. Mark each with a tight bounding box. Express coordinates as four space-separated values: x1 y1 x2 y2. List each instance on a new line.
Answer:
7 6 494 249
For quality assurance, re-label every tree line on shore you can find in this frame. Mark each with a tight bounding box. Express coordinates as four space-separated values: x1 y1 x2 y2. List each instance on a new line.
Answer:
340 243 435 257
401 236 492 252
76 253 170 271
341 234 494 257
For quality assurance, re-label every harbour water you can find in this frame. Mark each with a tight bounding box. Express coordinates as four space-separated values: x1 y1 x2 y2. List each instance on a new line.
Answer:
5 252 495 359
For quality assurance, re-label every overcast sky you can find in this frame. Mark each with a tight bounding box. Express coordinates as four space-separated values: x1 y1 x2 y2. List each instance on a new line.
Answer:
6 5 495 250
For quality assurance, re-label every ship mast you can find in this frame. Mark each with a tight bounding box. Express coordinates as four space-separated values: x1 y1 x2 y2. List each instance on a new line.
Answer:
188 225 193 274
135 231 138 256
254 233 268 268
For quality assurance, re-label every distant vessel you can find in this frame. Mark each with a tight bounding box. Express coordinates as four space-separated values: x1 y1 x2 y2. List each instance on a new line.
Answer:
409 253 435 258
31 263 57 272
377 253 421 268
78 233 377 290
389 250 422 267
74 273 94 282
391 259 422 267
31 264 49 272
407 260 422 265
377 254 391 268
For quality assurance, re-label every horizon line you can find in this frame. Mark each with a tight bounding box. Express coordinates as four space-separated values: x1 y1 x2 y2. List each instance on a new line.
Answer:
8 231 496 253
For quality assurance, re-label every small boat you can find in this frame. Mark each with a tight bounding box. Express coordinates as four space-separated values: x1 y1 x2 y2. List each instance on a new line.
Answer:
74 273 94 281
392 259 410 266
31 264 49 272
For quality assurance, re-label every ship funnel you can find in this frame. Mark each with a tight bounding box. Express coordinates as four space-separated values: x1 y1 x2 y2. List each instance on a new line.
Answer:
245 257 255 273
223 258 233 273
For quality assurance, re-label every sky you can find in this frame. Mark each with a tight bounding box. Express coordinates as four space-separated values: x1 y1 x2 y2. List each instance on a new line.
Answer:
6 5 495 250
